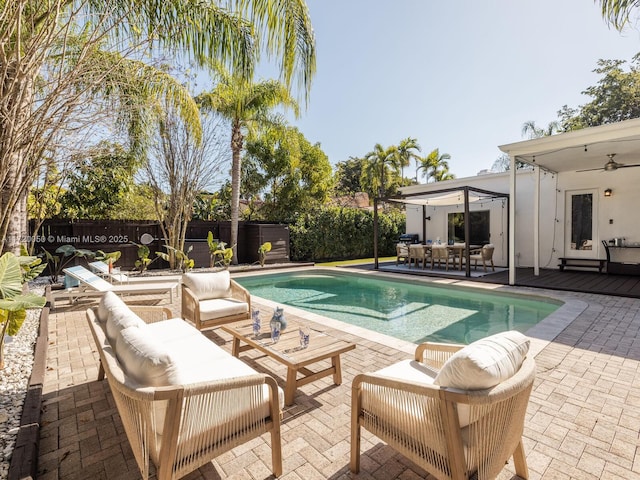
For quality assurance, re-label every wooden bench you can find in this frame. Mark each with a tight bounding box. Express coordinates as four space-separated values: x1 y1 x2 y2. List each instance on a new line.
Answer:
558 257 606 273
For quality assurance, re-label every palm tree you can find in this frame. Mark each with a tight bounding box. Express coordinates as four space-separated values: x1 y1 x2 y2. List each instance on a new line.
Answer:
521 120 561 139
597 0 640 29
361 144 398 198
394 137 421 182
0 0 315 252
418 148 453 183
197 68 299 263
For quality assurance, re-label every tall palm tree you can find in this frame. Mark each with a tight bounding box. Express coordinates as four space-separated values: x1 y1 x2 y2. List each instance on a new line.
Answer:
361 144 398 198
197 68 299 263
418 148 453 183
0 0 315 252
395 137 421 182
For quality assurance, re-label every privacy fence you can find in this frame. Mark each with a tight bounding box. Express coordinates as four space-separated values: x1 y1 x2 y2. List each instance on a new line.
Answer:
29 220 290 269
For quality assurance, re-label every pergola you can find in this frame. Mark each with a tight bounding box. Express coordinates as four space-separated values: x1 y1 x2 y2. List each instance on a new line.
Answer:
499 117 640 284
374 185 509 277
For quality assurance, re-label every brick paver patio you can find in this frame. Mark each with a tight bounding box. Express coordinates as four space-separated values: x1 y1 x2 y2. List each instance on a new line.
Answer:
36 275 640 479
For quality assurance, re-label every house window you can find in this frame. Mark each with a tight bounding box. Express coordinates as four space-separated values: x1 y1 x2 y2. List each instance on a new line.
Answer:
447 210 490 245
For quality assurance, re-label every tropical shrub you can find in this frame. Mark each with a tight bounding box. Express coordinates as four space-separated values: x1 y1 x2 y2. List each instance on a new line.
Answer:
0 253 47 369
289 206 405 262
258 242 272 266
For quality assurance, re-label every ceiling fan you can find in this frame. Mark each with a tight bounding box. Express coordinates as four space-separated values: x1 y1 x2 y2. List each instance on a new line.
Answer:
577 153 640 172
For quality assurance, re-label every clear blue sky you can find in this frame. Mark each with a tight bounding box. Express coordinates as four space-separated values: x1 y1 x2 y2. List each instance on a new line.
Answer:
270 1 640 179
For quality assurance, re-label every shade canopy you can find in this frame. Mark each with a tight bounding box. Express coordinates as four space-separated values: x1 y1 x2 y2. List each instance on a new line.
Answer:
389 185 508 206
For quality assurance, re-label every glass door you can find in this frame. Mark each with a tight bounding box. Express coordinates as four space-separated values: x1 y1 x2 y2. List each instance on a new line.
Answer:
565 190 597 257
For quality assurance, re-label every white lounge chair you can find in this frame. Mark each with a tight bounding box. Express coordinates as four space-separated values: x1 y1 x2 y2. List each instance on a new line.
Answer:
88 260 181 284
51 265 179 308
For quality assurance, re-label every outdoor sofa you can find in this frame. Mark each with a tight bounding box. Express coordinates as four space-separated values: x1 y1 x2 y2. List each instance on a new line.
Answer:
86 291 283 479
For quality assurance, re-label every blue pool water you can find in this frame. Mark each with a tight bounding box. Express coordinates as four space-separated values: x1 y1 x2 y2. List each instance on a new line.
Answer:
236 270 561 344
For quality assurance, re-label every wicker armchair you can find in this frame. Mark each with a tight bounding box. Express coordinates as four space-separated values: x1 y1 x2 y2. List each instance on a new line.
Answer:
351 335 535 480
181 271 251 330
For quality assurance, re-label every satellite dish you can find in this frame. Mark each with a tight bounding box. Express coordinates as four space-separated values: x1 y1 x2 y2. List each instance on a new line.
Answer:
140 233 154 245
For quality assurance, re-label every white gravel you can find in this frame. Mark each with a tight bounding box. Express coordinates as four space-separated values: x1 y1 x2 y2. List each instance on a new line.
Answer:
0 285 45 480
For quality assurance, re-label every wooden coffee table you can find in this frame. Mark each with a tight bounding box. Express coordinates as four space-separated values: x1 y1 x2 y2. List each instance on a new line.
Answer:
222 320 356 405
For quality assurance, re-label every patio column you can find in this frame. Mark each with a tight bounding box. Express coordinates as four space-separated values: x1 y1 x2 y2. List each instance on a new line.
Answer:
534 166 540 275
509 155 516 285
374 197 379 269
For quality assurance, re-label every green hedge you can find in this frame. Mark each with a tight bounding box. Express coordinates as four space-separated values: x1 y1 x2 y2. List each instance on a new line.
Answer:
289 206 405 262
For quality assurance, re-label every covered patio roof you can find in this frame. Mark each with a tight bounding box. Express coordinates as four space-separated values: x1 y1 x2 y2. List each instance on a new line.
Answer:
499 117 640 285
498 117 640 173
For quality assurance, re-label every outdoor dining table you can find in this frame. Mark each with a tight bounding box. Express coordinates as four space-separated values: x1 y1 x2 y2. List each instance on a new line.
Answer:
416 243 482 270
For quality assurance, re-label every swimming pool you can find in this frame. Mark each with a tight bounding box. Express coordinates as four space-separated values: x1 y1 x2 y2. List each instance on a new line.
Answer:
236 270 562 344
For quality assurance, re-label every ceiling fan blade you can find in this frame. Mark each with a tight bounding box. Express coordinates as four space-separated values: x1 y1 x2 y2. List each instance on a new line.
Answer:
576 167 604 172
618 163 640 168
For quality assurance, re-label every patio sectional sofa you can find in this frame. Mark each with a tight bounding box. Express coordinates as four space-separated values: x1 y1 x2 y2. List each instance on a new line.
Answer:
86 291 283 480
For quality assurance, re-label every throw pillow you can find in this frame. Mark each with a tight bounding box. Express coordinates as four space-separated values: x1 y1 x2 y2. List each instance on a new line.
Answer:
434 330 530 390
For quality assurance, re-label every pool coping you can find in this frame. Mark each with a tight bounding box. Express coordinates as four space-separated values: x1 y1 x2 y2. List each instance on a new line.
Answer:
233 266 588 358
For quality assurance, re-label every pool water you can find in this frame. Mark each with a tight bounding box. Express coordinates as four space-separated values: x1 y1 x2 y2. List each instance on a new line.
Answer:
236 270 562 344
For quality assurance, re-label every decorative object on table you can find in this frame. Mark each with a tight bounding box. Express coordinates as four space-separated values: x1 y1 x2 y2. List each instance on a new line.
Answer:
299 326 310 349
270 320 281 343
252 308 261 338
270 306 287 331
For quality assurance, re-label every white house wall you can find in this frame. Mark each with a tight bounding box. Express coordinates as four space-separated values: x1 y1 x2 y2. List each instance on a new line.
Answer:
403 167 640 269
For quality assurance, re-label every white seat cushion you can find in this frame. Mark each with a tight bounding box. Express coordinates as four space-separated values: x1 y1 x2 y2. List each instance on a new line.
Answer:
370 359 471 428
198 297 248 321
434 330 530 390
146 318 203 343
182 271 231 300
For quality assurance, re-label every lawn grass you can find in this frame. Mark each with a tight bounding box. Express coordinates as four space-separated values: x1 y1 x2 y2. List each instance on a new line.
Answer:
315 257 394 267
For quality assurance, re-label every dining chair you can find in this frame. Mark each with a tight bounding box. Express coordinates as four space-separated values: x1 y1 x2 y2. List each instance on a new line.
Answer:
431 245 454 270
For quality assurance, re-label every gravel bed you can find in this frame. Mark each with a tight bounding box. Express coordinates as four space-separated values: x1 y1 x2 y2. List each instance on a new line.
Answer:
0 285 44 480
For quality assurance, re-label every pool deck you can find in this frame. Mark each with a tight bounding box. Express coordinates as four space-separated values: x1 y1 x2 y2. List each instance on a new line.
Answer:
36 268 640 479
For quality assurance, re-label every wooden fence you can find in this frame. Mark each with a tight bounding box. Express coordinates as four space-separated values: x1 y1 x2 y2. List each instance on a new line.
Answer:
29 220 290 269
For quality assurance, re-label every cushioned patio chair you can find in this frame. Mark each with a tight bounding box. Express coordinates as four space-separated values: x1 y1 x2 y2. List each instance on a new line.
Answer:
181 270 251 330
469 244 495 272
351 330 536 480
396 244 410 266
408 244 429 269
431 245 455 270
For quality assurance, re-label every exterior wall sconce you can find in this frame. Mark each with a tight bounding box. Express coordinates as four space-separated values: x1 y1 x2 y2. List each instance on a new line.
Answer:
604 188 613 197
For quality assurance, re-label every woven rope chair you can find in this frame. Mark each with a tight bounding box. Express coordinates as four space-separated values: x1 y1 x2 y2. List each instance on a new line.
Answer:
469 244 495 272
431 245 455 270
87 306 282 480
408 244 429 269
396 244 410 266
351 341 535 480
